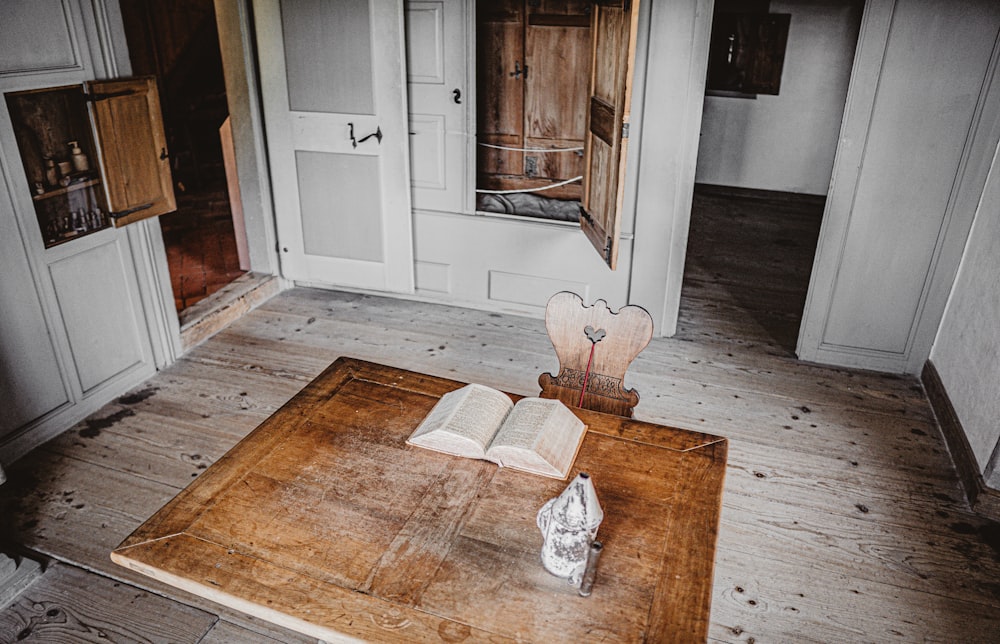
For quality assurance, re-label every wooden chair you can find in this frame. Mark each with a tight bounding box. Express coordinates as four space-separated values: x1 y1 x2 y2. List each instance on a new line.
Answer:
538 292 654 417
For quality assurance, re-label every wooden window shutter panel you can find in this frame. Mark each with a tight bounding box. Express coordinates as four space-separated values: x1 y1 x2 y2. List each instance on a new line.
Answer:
86 76 176 227
580 0 640 270
746 14 790 95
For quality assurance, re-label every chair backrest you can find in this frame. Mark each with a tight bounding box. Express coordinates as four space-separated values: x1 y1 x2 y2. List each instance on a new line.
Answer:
538 292 653 417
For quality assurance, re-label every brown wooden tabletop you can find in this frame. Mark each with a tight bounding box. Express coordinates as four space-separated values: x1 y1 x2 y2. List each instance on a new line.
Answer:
111 357 727 642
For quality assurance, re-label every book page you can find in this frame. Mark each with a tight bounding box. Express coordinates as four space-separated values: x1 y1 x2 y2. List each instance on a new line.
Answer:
449 384 514 445
487 398 586 478
489 399 554 451
530 401 586 472
407 384 513 458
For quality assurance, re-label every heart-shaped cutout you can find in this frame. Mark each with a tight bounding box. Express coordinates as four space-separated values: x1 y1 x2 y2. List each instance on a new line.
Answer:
585 325 607 344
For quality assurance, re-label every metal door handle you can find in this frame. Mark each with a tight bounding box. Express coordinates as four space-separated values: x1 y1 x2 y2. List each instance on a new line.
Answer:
349 123 383 148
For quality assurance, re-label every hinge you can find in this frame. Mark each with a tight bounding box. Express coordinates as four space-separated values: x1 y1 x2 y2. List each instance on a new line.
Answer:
604 237 612 263
622 122 630 140
109 202 153 219
85 89 138 102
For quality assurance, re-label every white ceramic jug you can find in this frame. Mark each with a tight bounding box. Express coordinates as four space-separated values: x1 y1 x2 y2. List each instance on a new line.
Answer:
536 472 603 584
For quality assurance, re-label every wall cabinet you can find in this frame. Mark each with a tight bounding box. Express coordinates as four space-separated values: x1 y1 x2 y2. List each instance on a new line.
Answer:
5 76 175 248
476 0 591 200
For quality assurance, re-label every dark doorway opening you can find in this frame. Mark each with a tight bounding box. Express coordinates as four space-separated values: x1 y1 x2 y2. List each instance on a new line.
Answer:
677 0 863 355
120 0 246 313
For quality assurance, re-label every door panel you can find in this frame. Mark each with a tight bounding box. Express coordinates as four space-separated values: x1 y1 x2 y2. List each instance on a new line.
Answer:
256 0 414 292
282 1 375 114
297 152 383 262
48 237 147 393
580 0 640 269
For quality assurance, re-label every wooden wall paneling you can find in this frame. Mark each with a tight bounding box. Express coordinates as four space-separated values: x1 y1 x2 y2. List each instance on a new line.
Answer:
475 171 582 200
118 0 216 83
524 138 584 190
533 0 591 17
477 0 592 191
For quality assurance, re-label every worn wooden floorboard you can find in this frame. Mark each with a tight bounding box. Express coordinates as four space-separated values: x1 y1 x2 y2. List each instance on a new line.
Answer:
709 546 1000 643
718 490 1000 607
0 562 218 643
2 190 999 641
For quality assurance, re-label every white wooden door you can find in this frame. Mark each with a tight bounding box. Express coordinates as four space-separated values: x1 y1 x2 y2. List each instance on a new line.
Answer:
405 0 469 214
255 0 414 292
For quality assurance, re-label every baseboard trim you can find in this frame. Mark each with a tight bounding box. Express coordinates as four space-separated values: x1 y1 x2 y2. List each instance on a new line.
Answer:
693 182 828 206
922 360 1000 520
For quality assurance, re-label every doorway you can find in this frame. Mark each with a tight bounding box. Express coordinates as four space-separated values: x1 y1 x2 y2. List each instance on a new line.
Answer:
677 0 864 354
119 0 247 314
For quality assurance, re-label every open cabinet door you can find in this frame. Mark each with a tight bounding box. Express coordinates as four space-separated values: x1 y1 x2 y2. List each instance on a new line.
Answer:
580 0 640 270
86 77 176 227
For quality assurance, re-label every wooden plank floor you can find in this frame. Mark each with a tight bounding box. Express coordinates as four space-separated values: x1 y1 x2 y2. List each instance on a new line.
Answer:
3 189 1000 642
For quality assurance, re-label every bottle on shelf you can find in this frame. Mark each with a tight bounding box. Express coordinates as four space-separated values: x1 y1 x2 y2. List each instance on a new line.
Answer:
44 158 58 188
69 141 89 172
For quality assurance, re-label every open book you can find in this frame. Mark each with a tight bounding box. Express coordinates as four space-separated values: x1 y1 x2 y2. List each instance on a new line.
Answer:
407 384 587 479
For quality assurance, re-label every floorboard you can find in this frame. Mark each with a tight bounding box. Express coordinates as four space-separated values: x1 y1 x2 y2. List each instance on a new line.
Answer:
0 562 217 642
2 189 999 641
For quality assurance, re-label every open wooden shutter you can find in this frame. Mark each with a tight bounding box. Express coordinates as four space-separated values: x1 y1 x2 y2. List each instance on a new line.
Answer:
580 0 640 269
86 77 176 227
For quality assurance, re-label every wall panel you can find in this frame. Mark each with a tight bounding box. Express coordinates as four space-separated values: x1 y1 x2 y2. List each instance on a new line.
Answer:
0 1 83 75
48 238 147 392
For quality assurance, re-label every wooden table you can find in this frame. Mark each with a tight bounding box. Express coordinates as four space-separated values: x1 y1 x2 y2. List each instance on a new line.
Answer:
112 358 727 642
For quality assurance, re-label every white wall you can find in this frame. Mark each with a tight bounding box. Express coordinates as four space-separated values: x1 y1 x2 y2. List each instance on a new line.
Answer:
797 0 1000 374
694 0 862 195
930 139 1000 477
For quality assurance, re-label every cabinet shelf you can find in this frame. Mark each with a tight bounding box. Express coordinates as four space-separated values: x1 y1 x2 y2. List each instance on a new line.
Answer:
33 177 100 201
